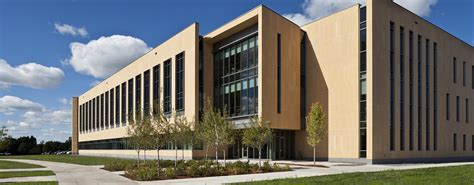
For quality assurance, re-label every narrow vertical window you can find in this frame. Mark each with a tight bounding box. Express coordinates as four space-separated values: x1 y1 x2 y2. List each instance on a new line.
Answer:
277 33 281 114
121 82 126 125
79 105 83 133
164 59 171 114
409 30 414 151
105 92 109 129
128 79 133 121
400 26 405 151
110 89 114 128
463 134 466 151
466 99 469 123
101 94 104 129
463 62 466 86
425 39 430 151
417 34 422 151
433 42 438 150
135 75 141 113
301 33 307 130
115 86 120 127
175 52 185 111
92 98 96 131
144 70 150 115
472 135 474 151
456 96 460 122
359 7 367 157
446 94 450 121
153 65 160 113
453 133 457 151
389 21 395 151
453 57 457 83
472 65 474 89
96 97 99 131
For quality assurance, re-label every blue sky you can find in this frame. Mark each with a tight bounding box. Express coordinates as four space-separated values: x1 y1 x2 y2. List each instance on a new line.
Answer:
0 0 472 142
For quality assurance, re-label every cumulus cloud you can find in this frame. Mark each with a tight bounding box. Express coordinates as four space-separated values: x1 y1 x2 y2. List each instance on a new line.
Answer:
284 0 438 25
89 80 101 87
0 59 65 89
54 23 88 37
64 35 151 79
0 95 44 115
22 110 71 125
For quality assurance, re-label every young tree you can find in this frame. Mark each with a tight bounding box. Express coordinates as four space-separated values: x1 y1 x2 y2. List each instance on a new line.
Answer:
242 116 272 170
127 109 154 165
198 99 215 160
151 102 170 176
219 115 234 166
306 102 327 165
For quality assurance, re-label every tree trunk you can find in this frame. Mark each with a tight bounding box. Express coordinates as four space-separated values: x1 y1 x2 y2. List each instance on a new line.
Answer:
137 150 140 166
215 146 218 164
258 148 262 171
223 149 226 167
205 145 208 160
182 144 184 160
144 149 147 164
174 141 178 168
313 146 316 166
157 149 161 176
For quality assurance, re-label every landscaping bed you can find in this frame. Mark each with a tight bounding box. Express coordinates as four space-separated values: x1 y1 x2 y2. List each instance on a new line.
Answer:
104 160 291 181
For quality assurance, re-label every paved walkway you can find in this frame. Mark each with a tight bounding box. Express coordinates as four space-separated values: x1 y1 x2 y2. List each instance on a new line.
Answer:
0 175 57 183
1 159 137 185
2 159 473 185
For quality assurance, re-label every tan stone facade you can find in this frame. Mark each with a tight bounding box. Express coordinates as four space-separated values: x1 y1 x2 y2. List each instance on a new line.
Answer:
72 1 473 163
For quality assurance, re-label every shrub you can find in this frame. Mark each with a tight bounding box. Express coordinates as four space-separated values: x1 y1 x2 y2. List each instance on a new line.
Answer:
261 161 273 172
164 168 176 179
124 163 157 181
103 161 129 171
226 161 250 175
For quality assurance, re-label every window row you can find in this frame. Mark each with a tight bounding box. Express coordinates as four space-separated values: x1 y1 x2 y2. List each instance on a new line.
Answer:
389 21 438 151
79 52 185 133
446 94 470 123
214 35 258 117
452 57 474 89
452 133 474 151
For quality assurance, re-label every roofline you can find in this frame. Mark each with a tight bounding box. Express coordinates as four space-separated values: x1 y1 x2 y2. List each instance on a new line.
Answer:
300 3 361 27
79 22 199 98
391 2 473 48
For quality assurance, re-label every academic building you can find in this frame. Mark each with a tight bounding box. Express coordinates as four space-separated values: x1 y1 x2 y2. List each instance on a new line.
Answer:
71 0 473 163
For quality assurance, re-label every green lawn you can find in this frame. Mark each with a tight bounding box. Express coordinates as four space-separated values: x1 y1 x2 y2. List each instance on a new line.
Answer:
0 170 55 179
236 165 474 185
0 155 132 165
0 182 57 185
0 160 44 169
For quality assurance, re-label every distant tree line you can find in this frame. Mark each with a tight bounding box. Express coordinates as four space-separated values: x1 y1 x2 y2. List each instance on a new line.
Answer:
0 127 71 155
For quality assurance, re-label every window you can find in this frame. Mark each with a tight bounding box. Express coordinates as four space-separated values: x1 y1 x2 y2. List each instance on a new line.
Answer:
453 57 457 83
301 33 307 130
425 39 430 151
417 34 422 151
472 66 474 89
463 62 466 86
446 93 450 121
466 99 469 123
277 33 281 114
153 65 160 113
433 42 438 150
359 7 367 157
128 79 133 121
400 26 405 151
454 133 457 151
457 96 460 122
96 97 99 131
110 89 114 128
214 34 258 118
176 52 184 111
144 70 151 115
79 105 83 133
121 82 126 125
100 94 104 129
92 98 96 131
115 86 120 127
87 101 90 131
389 21 395 151
135 75 141 113
409 30 414 151
164 59 171 114
472 135 474 151
105 92 109 129
463 134 466 151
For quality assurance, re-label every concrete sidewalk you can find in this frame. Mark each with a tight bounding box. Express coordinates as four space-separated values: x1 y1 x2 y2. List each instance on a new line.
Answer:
0 175 57 183
1 159 137 185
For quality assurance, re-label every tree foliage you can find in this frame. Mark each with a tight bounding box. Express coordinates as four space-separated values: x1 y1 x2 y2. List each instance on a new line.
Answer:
306 102 327 165
242 116 271 169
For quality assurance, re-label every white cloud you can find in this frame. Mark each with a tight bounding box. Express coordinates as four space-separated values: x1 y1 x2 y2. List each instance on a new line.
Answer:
394 0 438 17
0 95 44 115
0 59 65 89
22 110 71 125
54 23 88 37
59 98 71 105
64 35 151 79
284 0 438 25
89 80 101 87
